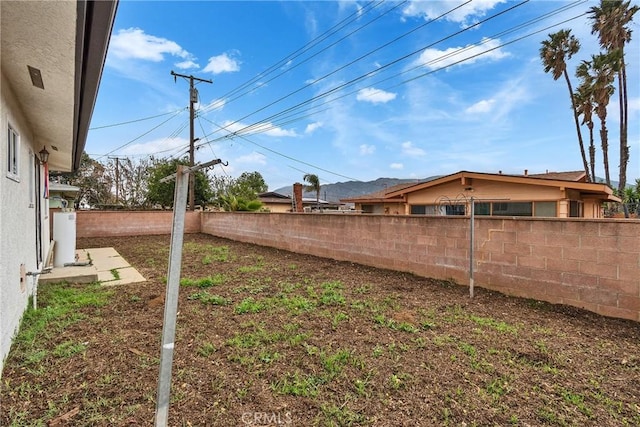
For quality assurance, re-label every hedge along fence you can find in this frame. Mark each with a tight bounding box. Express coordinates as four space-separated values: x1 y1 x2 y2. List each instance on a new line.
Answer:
201 212 640 322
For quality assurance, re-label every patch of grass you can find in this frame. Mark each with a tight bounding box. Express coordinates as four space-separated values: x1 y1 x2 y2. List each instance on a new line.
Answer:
320 402 367 425
279 294 315 313
110 268 121 280
236 265 260 273
373 314 418 333
235 297 267 314
320 348 352 379
197 342 217 357
560 388 593 418
188 291 230 306
486 376 510 401
53 341 87 358
388 372 411 390
320 281 346 306
332 312 349 329
470 315 518 334
271 372 324 397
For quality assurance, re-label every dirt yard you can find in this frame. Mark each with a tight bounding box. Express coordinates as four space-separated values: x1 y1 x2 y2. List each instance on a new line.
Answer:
1 233 639 426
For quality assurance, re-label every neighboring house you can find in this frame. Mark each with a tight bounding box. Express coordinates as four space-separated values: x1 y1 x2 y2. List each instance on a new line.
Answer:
0 0 117 373
341 170 619 218
258 191 337 212
258 192 294 213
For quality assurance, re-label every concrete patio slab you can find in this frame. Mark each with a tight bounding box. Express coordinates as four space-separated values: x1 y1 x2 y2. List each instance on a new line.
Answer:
38 247 145 286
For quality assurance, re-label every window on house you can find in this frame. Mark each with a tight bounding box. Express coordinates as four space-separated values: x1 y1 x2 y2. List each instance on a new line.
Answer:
445 204 466 215
534 201 556 217
492 202 533 216
361 204 374 213
411 205 426 215
569 200 583 217
474 202 491 215
7 124 20 181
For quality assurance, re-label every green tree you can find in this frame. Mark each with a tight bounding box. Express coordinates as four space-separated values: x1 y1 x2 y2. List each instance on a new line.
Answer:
229 171 268 201
540 30 591 181
218 194 263 212
303 173 321 209
53 152 112 209
588 0 639 193
146 157 212 208
578 52 618 188
575 66 597 182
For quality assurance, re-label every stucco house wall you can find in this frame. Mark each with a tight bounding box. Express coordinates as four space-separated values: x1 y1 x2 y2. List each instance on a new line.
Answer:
0 73 49 366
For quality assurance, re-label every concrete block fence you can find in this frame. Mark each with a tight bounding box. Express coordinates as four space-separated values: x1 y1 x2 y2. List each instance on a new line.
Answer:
75 210 201 238
74 210 640 321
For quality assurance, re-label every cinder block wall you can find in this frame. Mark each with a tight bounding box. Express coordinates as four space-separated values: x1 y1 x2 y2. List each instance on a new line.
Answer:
201 212 640 322
75 211 201 238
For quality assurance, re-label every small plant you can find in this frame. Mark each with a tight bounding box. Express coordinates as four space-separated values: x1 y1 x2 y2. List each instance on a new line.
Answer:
372 345 384 357
271 372 323 397
235 297 266 314
110 268 121 281
320 281 346 306
197 342 217 357
332 312 348 329
486 376 509 401
53 341 87 358
188 292 230 306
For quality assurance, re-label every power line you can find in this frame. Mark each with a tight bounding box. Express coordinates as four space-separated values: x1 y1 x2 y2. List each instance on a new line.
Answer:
89 108 186 130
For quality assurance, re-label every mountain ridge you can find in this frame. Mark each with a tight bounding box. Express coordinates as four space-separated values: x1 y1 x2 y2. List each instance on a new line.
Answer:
272 176 441 202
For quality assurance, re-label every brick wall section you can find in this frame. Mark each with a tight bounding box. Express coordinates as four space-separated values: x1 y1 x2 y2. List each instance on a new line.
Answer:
201 212 640 322
75 211 201 238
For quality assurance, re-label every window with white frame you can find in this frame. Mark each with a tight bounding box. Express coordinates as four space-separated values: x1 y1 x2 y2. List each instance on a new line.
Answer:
7 124 20 181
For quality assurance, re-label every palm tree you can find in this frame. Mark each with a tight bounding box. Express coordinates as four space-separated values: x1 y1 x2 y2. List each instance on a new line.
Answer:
575 65 597 182
588 0 639 192
586 52 617 188
540 30 590 181
303 173 321 210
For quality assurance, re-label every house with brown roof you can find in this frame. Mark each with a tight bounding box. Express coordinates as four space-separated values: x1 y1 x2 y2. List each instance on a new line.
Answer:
341 170 619 218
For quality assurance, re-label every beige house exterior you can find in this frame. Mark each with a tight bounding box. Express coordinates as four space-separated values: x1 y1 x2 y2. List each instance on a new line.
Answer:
1 0 117 373
341 171 620 219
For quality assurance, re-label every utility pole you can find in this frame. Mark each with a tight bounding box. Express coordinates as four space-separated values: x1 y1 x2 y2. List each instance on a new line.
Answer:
170 70 212 210
108 156 127 204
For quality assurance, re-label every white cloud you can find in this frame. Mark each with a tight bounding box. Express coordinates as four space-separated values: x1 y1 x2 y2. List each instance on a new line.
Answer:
356 87 397 104
390 163 404 170
203 52 241 74
236 152 267 165
305 122 323 134
416 38 509 71
403 0 505 25
466 99 496 114
401 141 426 156
174 60 199 70
360 144 376 155
200 98 226 112
110 28 193 62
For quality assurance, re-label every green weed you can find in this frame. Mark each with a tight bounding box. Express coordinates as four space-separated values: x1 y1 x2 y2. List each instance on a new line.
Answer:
235 297 267 314
188 291 230 306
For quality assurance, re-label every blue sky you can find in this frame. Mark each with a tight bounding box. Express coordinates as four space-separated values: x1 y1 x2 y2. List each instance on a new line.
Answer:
86 0 640 191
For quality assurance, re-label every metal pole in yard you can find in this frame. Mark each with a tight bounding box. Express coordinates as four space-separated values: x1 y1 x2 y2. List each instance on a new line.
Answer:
155 165 188 426
469 196 475 299
154 158 225 426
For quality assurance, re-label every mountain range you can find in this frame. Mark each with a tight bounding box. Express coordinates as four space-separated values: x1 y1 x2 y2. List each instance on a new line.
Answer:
272 177 440 203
